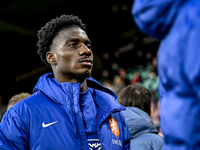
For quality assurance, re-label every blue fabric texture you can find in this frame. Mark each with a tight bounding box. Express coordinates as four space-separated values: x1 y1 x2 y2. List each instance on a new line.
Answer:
132 0 200 149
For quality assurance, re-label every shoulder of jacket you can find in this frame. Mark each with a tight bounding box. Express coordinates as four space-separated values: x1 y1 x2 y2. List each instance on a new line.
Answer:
7 91 47 116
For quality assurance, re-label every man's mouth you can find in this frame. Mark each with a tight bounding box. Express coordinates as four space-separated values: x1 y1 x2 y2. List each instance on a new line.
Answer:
78 58 93 66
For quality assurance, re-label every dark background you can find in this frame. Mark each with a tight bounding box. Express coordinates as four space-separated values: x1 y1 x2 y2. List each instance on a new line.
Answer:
0 0 159 106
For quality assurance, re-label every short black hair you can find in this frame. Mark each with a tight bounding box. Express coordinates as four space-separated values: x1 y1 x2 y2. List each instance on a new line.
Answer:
37 14 86 66
118 84 151 116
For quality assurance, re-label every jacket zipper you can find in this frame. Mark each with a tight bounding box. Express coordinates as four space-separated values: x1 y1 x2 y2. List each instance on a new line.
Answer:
71 84 88 150
71 84 83 149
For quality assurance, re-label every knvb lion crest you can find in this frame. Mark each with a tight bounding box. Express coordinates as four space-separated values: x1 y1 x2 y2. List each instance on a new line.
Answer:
108 118 119 137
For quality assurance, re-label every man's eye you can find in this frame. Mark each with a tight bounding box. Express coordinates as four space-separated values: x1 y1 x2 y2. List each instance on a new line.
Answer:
69 43 77 47
86 44 91 49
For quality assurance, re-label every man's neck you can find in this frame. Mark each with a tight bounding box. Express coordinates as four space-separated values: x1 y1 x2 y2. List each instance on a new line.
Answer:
80 79 87 92
53 71 88 92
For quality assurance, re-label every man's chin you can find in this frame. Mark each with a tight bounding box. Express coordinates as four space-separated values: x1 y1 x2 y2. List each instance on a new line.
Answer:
75 73 91 80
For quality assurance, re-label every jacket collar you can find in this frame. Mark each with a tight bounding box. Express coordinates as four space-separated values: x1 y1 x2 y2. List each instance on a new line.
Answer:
33 73 125 113
34 73 80 106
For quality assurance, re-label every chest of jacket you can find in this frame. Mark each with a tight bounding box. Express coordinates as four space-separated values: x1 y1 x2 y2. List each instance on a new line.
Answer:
26 91 125 150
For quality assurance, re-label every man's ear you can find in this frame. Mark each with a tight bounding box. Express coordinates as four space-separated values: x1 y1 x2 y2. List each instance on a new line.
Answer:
46 52 57 65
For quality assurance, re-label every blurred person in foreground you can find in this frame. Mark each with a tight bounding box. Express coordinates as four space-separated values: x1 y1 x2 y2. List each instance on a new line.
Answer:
132 0 200 149
7 92 31 110
118 84 165 150
0 14 130 150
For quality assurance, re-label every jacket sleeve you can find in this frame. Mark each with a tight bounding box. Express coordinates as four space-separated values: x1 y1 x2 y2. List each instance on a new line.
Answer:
132 0 183 39
120 112 131 150
0 108 29 149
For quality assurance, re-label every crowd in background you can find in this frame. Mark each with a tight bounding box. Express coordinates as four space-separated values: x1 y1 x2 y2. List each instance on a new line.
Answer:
97 49 160 130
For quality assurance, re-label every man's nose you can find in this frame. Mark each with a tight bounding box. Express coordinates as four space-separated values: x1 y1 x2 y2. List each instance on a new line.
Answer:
79 44 92 56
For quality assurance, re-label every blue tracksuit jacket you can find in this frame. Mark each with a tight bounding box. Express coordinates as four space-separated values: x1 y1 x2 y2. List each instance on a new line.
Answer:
132 0 200 149
0 73 130 149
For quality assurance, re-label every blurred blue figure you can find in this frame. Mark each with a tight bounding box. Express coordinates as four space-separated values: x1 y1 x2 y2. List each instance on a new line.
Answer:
132 0 200 150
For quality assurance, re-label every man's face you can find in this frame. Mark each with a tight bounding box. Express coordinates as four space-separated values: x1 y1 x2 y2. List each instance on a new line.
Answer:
49 27 93 82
